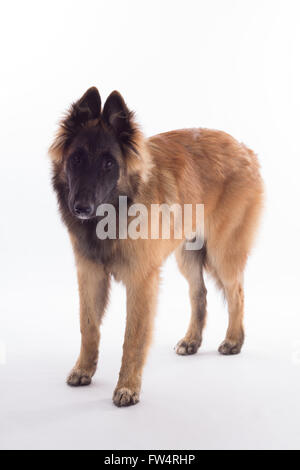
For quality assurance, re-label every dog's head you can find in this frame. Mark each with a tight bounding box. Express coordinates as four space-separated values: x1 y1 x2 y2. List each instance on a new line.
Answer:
50 87 146 220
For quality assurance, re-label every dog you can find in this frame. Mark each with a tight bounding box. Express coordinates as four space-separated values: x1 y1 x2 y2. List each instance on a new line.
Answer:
49 87 264 407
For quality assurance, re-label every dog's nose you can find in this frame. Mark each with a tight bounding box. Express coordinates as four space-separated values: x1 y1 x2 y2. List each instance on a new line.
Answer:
74 202 94 218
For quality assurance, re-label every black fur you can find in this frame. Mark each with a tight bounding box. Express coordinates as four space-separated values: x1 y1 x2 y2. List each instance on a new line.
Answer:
66 126 120 218
52 88 139 266
103 91 138 154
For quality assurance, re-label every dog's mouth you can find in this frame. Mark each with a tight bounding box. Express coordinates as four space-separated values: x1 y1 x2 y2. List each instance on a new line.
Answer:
74 212 95 221
69 187 118 222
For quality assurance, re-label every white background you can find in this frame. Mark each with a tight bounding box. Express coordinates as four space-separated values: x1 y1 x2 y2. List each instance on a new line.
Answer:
0 0 300 450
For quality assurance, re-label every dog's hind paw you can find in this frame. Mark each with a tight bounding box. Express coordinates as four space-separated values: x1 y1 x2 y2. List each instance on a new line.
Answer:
175 339 201 355
67 369 92 387
218 340 242 356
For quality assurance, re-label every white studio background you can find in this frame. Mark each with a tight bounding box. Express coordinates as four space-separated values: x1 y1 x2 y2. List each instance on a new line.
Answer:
0 0 300 450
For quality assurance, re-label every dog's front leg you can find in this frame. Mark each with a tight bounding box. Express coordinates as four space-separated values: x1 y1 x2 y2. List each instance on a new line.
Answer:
67 252 110 387
113 269 160 407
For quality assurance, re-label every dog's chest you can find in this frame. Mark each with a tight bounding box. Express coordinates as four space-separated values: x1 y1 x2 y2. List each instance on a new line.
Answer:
73 219 127 272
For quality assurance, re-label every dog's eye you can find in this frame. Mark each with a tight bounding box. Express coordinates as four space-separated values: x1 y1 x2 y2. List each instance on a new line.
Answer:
103 158 115 171
72 154 81 165
70 151 84 167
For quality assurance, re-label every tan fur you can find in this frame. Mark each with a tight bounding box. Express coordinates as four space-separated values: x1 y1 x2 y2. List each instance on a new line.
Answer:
51 118 264 406
175 245 207 355
67 237 110 386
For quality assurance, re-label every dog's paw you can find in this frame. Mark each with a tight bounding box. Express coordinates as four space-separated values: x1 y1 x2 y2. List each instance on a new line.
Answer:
218 340 242 356
113 387 139 407
67 369 92 387
175 339 201 356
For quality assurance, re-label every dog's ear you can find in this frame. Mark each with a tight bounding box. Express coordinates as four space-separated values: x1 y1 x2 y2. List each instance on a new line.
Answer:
103 91 136 148
49 87 101 163
69 87 101 126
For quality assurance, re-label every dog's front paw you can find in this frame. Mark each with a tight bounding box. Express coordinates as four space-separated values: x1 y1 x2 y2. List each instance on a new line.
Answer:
113 387 139 407
175 338 201 355
67 368 93 387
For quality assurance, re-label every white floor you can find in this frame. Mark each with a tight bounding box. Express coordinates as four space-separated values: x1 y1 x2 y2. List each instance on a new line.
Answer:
1 252 300 450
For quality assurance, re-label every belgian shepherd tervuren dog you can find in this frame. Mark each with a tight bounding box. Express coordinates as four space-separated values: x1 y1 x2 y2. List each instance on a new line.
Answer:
49 87 263 407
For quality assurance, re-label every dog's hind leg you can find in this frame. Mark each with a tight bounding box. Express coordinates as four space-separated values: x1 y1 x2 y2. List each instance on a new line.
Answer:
206 199 262 355
175 243 207 355
218 280 245 355
67 250 110 387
